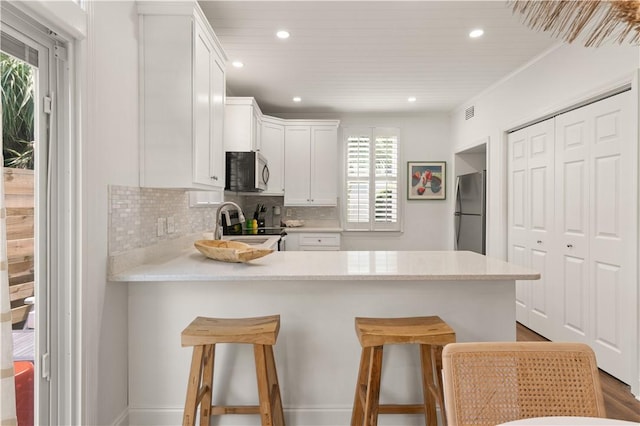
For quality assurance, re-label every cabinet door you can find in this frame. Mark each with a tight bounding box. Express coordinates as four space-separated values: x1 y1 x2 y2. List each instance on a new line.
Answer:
310 126 338 205
284 126 312 205
261 121 285 195
224 103 253 152
210 51 225 189
139 5 225 190
139 15 194 188
254 109 262 152
193 23 215 186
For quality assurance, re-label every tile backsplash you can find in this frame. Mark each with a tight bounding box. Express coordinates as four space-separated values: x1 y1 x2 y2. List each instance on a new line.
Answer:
238 194 340 228
108 186 341 255
108 185 219 255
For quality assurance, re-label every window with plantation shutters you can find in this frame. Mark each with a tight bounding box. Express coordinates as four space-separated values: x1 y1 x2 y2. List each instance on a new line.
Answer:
344 128 400 231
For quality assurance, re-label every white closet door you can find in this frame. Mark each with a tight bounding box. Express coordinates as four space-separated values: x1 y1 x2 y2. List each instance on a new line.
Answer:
555 108 590 345
508 127 530 325
555 91 636 383
508 118 555 336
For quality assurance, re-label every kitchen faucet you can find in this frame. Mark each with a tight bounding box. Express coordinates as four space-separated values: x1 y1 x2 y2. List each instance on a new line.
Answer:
213 201 246 240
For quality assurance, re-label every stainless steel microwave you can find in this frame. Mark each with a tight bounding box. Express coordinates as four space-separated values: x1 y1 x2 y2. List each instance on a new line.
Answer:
225 151 269 192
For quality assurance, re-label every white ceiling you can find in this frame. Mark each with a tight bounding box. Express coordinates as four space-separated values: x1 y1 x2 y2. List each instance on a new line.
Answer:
199 1 559 115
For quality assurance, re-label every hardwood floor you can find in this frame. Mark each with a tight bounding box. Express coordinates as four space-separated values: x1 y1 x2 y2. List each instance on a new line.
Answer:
517 322 640 422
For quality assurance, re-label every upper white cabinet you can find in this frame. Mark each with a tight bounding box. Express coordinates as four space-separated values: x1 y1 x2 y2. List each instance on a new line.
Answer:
260 116 285 195
284 121 340 206
138 2 226 191
224 97 262 152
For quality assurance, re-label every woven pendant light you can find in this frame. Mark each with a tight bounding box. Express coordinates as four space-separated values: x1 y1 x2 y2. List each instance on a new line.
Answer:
509 0 640 47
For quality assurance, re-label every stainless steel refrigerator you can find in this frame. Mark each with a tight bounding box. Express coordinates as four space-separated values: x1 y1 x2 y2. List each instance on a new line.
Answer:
454 171 486 254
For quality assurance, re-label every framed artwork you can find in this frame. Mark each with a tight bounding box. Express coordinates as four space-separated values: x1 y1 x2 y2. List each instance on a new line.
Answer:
407 161 446 200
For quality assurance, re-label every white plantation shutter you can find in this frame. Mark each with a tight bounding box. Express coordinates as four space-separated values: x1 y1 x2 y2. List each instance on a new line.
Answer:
374 136 398 225
346 136 370 225
345 128 400 231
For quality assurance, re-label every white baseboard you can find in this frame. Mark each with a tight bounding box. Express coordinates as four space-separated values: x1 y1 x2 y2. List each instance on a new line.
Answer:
127 407 438 425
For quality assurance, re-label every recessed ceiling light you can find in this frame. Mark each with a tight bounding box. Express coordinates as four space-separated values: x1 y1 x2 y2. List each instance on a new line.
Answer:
408 97 417 102
232 61 244 68
293 96 302 102
277 30 290 39
469 29 484 38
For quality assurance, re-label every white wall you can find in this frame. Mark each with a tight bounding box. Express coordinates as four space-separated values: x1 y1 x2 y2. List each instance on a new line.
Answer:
274 112 453 251
84 1 139 424
451 43 640 260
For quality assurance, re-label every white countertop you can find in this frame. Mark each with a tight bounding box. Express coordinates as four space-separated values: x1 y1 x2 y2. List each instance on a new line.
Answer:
110 249 540 282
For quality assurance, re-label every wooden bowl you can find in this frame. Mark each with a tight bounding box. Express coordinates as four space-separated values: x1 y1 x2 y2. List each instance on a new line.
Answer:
194 239 274 263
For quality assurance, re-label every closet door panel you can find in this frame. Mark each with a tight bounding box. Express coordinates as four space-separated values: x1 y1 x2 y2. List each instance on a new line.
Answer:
562 255 587 339
555 113 590 344
562 161 587 236
594 262 620 349
588 92 635 382
529 166 548 231
508 130 530 325
512 169 526 230
529 248 553 337
508 119 554 330
512 244 529 324
555 91 636 384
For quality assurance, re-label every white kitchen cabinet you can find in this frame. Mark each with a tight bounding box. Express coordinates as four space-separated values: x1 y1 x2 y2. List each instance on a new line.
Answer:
507 91 637 388
260 116 285 195
284 121 340 206
138 2 226 191
284 232 341 251
224 97 262 152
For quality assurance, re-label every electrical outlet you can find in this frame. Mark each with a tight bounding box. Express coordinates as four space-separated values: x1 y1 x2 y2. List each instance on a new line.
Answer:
157 217 166 236
286 209 292 217
167 216 175 234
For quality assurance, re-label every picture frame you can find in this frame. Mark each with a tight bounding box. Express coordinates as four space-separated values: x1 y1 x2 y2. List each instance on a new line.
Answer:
407 161 446 200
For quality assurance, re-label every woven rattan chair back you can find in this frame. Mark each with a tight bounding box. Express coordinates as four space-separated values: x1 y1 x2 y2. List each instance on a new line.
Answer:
441 342 606 426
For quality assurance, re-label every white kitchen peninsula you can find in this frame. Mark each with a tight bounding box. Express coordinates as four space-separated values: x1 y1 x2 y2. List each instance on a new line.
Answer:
112 250 538 425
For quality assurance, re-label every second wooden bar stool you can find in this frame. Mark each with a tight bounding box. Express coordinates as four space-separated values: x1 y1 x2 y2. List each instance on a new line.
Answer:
181 315 285 426
351 316 456 426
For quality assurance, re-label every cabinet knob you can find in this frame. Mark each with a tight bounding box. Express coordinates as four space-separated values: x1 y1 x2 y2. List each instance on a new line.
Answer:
318 239 322 243
211 176 218 181
567 244 573 248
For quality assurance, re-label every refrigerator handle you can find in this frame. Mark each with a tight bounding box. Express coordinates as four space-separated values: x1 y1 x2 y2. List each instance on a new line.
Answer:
454 176 461 249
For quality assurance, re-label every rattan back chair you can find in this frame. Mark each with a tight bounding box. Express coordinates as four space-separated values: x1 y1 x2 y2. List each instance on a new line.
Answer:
441 342 606 426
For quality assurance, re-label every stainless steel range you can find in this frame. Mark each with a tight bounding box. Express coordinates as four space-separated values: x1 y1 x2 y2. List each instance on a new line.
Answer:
221 208 287 250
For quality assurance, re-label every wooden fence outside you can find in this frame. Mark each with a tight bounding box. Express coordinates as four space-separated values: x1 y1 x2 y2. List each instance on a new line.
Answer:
4 168 35 327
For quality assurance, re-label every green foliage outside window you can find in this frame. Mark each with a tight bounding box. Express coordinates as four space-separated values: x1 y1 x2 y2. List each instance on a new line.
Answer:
1 52 34 169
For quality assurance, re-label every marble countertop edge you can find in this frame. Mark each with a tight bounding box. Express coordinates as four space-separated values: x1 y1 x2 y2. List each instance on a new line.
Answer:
109 249 540 283
112 272 541 282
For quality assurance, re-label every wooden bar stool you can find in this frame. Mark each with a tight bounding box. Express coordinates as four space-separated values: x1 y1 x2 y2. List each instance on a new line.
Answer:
181 315 285 426
351 316 456 426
